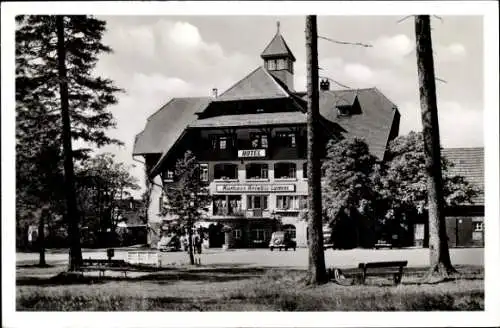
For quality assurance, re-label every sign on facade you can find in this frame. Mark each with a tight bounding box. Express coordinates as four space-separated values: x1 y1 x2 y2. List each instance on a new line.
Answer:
216 184 295 193
127 251 159 267
238 149 266 158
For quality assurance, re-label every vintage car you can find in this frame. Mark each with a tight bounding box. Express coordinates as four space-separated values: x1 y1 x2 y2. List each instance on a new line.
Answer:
269 231 296 251
323 225 334 250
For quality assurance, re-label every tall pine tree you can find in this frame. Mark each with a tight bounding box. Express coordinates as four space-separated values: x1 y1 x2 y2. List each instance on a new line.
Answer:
414 15 456 279
16 15 123 269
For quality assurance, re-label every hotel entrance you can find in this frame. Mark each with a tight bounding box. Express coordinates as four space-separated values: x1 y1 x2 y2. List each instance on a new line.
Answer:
208 223 225 248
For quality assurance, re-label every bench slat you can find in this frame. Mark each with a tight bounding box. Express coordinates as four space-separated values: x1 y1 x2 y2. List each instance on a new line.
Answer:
358 261 407 269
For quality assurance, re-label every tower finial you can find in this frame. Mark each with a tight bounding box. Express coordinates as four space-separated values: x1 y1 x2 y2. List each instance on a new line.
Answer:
277 21 280 34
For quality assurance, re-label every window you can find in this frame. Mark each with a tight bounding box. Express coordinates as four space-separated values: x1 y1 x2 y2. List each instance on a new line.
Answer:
274 162 296 179
247 195 268 209
283 224 296 239
233 229 242 239
200 164 208 182
220 138 227 149
267 59 277 70
246 163 268 179
302 162 307 179
276 196 307 210
164 170 174 182
473 221 484 232
250 133 268 148
337 106 351 116
277 58 287 70
276 132 296 148
299 195 308 209
251 229 270 241
213 163 238 180
213 195 242 216
211 135 234 150
277 195 298 210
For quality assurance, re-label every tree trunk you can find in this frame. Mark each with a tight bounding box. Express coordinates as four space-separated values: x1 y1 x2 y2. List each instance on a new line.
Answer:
414 15 456 279
56 16 83 271
38 208 47 266
187 220 195 265
305 15 328 285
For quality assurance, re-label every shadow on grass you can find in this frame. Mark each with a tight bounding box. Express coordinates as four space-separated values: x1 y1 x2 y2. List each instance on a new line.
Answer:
16 264 267 286
17 264 55 269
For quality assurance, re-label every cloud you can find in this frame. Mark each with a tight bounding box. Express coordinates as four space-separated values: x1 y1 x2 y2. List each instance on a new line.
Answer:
398 100 483 148
438 101 483 147
129 73 192 96
370 34 414 64
435 42 467 62
168 22 202 48
344 63 373 82
103 25 156 60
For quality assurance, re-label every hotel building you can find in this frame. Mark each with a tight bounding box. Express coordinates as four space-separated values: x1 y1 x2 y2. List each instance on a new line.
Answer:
133 26 401 248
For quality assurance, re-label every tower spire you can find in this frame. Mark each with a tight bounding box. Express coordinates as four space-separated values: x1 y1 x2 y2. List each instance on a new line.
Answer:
277 21 280 34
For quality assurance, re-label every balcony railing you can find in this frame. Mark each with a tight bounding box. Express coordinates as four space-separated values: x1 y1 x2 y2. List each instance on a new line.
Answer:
213 207 245 217
245 209 271 218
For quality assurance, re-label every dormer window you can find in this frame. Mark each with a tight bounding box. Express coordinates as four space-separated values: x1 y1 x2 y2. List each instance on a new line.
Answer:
337 106 351 117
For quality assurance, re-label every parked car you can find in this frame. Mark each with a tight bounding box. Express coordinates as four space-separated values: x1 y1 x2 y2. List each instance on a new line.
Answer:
157 235 181 252
269 231 296 251
323 225 334 250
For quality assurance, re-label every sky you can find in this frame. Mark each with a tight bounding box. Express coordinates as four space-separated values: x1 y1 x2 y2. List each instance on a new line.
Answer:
91 15 484 196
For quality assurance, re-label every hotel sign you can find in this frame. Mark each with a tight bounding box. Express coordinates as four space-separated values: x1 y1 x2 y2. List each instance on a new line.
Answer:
216 184 295 193
238 149 266 158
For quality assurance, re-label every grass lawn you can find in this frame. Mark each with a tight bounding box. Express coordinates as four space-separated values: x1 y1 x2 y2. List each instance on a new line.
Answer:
16 264 484 311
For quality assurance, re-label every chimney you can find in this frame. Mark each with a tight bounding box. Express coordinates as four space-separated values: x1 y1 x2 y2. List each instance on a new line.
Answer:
320 79 330 91
212 88 218 98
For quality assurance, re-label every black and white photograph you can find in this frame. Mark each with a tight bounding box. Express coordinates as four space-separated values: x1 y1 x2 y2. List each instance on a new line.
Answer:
2 1 499 327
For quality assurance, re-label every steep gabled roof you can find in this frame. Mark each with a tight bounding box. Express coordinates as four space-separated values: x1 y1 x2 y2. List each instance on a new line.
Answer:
442 147 484 205
132 97 211 156
260 33 296 61
216 66 291 102
303 87 399 159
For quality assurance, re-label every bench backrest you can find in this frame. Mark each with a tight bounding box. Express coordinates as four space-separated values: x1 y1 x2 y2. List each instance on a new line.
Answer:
358 261 408 269
127 251 159 266
82 259 126 267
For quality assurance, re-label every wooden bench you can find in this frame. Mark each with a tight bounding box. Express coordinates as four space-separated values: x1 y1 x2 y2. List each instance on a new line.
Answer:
358 261 408 285
82 259 126 266
80 259 128 277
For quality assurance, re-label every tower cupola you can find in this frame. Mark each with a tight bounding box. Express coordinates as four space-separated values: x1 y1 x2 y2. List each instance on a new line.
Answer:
260 22 296 91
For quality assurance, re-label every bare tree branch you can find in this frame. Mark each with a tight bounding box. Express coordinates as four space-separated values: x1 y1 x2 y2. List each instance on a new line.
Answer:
397 15 414 24
436 77 447 84
433 15 444 23
318 36 372 48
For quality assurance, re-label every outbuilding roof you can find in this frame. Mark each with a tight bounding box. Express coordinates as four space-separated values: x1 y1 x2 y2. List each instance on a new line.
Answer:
442 147 484 205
